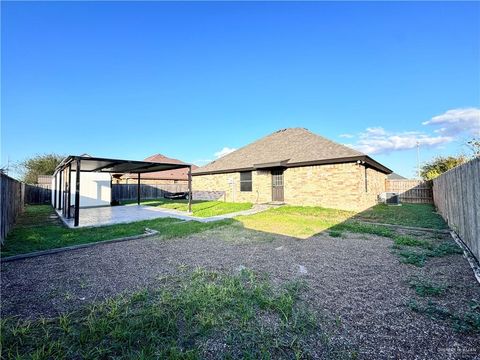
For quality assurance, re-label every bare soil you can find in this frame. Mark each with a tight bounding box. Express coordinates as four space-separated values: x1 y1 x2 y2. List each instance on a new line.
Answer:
2 225 479 359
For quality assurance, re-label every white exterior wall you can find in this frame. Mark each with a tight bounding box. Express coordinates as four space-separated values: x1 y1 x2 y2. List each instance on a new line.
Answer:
51 171 111 208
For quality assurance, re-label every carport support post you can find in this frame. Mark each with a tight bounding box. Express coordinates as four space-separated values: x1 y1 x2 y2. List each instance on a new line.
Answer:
74 158 81 227
67 164 72 218
57 169 62 210
188 165 192 213
53 172 57 208
137 173 141 205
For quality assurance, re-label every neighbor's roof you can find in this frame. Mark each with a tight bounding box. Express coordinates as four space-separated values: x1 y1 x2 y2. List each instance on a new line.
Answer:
193 128 392 175
121 154 198 180
387 172 407 180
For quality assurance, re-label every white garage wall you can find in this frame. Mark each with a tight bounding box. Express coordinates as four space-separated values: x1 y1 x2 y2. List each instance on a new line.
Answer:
52 171 112 208
70 172 111 207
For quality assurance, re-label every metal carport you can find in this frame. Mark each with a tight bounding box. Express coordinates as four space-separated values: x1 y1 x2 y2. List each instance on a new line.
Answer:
52 155 192 227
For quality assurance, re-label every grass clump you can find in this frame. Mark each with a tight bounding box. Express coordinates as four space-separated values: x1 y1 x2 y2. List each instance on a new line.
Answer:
393 235 432 249
0 269 331 359
390 233 462 267
408 300 480 334
398 250 427 267
331 221 394 238
354 203 447 229
1 205 232 257
328 230 343 238
409 277 447 297
426 242 463 257
125 199 253 217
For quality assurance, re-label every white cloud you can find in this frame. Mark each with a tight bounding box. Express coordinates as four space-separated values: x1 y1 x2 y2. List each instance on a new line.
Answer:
362 127 388 137
347 127 453 155
423 107 480 137
339 133 354 138
214 147 236 158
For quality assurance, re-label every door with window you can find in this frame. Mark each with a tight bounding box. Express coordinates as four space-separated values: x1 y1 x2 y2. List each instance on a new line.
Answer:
271 169 284 202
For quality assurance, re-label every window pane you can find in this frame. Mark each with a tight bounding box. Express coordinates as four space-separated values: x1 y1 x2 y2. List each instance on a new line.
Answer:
240 181 252 192
240 171 252 192
240 171 252 181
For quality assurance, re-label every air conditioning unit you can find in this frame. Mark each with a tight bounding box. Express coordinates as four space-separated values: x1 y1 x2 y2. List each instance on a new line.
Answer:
379 192 401 206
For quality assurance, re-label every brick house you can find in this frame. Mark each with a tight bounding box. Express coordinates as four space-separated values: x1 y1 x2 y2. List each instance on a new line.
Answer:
192 128 392 211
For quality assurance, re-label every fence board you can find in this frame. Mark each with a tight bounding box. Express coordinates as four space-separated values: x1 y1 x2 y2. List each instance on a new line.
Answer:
25 184 52 204
433 158 480 262
0 174 24 243
385 179 433 203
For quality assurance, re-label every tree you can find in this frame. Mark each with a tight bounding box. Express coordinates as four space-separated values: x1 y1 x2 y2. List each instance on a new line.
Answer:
420 155 468 180
467 138 480 157
17 154 64 184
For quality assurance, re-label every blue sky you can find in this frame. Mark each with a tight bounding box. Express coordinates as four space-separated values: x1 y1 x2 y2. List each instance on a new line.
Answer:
2 1 479 179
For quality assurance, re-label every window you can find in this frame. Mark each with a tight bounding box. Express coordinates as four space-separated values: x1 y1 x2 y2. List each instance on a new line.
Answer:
240 171 252 192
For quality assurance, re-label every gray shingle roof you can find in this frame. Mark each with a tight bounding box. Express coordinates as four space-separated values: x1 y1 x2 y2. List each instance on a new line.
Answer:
193 128 390 174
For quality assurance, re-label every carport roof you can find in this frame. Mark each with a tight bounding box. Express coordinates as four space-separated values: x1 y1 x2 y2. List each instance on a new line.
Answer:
54 155 191 175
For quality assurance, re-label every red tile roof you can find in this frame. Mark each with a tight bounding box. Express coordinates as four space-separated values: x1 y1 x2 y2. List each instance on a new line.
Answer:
121 154 197 181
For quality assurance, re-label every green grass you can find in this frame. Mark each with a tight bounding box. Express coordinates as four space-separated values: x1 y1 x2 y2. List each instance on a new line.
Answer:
398 250 427 267
236 204 446 242
392 234 462 267
409 277 447 297
408 299 480 333
124 199 253 218
330 221 395 238
236 205 355 238
1 205 232 257
393 235 433 249
354 203 447 229
0 269 336 359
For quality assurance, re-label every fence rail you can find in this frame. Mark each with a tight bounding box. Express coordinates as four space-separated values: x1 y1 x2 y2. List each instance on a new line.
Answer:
433 158 480 262
385 179 433 203
0 174 24 243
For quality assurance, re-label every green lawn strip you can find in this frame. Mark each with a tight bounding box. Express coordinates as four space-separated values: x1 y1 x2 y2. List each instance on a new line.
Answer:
353 203 447 230
123 199 253 217
1 205 232 258
408 299 480 334
0 269 344 359
236 206 355 239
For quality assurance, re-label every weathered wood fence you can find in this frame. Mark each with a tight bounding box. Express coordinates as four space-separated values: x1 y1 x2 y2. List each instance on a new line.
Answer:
0 174 24 243
25 184 52 204
433 157 480 262
385 179 433 203
112 184 189 201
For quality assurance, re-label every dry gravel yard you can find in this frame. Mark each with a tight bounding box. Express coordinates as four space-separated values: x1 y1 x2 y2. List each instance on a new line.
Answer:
1 218 479 359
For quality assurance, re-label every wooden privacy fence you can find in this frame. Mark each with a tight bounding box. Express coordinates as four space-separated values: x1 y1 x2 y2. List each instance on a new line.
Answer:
25 184 52 204
385 179 433 204
0 174 24 243
112 183 189 201
433 157 480 262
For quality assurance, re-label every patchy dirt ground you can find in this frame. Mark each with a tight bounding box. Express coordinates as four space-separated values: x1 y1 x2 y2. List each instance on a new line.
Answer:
2 224 479 359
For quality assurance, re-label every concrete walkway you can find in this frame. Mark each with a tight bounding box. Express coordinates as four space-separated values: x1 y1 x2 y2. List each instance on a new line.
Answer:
57 204 272 228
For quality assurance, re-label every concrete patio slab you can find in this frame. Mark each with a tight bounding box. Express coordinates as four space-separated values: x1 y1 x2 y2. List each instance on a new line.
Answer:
56 204 272 228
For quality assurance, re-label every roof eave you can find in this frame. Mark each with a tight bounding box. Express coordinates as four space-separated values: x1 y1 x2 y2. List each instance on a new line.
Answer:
193 155 392 176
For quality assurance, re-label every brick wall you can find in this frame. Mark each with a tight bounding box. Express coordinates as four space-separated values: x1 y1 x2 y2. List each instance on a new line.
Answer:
192 171 271 204
193 163 387 211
